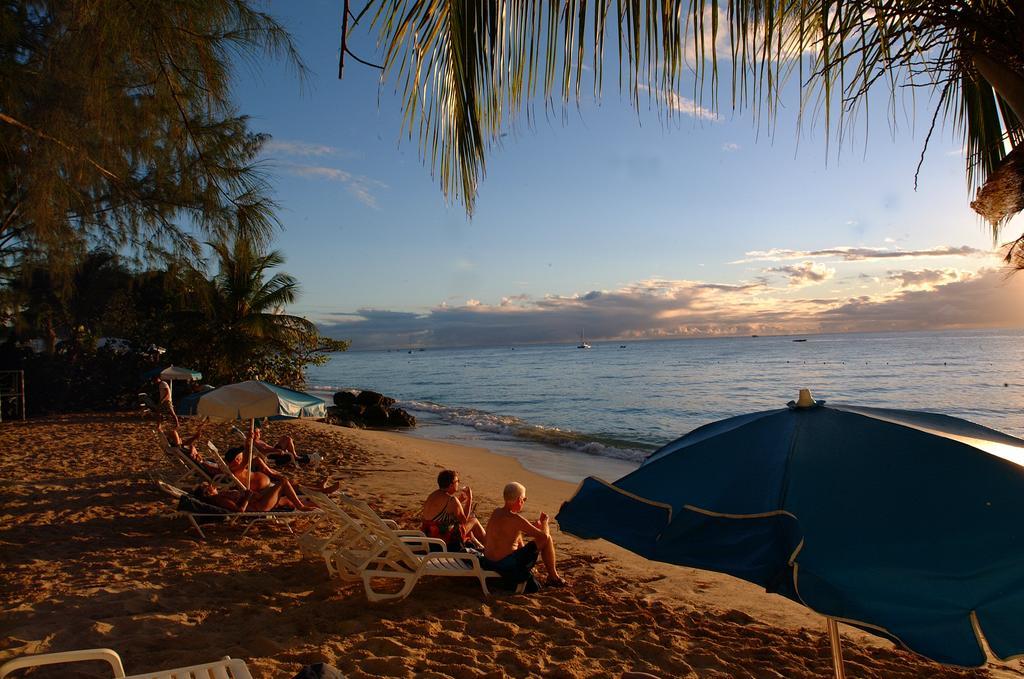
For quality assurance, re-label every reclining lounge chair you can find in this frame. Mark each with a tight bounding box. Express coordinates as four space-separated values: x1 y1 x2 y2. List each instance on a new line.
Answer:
156 480 321 540
299 488 503 602
0 648 252 679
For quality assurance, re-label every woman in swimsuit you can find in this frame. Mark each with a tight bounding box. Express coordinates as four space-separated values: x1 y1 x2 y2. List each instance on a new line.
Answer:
421 469 486 551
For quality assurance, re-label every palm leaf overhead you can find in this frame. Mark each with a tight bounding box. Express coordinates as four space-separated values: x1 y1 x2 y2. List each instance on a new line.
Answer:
363 1 1024 240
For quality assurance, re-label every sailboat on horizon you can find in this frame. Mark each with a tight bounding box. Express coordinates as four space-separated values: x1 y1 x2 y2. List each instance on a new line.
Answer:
577 330 591 349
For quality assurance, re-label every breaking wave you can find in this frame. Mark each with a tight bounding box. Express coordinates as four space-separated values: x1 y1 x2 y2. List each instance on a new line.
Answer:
401 399 652 464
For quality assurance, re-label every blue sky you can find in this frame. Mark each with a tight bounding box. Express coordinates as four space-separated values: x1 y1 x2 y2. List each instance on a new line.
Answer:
232 2 1024 349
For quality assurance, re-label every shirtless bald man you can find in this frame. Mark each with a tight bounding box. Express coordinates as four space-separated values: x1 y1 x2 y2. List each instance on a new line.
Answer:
482 481 568 592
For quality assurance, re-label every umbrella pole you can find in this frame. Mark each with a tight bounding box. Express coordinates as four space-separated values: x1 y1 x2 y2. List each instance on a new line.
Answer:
826 618 847 679
247 418 255 479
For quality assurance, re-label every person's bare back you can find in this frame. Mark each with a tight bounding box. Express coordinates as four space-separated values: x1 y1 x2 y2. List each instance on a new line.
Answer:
484 507 539 562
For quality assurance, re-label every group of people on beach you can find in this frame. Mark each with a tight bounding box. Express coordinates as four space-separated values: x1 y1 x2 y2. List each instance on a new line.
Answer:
421 469 568 592
160 417 337 513
157 376 568 594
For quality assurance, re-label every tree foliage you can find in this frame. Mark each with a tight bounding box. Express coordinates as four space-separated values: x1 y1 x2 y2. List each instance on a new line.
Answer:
358 1 1024 242
180 237 341 384
0 244 348 414
0 0 304 273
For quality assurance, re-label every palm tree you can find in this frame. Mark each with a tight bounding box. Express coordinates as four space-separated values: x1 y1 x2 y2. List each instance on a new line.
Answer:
188 237 316 383
354 1 1023 257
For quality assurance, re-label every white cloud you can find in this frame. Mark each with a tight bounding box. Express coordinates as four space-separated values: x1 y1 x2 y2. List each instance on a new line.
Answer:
735 244 988 264
264 140 343 157
722 143 740 152
765 261 835 288
278 163 386 208
886 268 968 291
316 267 1024 349
637 84 719 121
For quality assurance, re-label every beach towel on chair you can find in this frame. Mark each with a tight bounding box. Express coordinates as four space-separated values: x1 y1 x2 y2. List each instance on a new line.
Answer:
177 494 233 523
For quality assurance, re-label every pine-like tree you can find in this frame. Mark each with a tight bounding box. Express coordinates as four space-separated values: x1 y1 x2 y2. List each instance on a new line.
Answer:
1 0 303 273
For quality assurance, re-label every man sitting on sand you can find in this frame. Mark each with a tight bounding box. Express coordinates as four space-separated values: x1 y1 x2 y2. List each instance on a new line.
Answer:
482 481 568 592
421 469 486 551
194 481 312 512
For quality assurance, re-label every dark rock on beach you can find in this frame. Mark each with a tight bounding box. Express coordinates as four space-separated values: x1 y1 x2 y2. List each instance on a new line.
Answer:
328 390 415 429
355 390 396 410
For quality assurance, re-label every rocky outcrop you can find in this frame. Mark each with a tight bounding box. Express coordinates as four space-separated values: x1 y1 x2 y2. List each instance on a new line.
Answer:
327 389 416 429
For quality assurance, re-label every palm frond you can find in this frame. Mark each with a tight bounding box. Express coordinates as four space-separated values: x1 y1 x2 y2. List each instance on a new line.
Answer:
367 0 1024 230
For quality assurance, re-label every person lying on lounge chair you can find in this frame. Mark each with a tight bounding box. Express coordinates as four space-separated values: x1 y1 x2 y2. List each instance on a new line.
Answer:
246 426 320 467
194 481 313 512
421 469 486 551
160 419 219 476
223 446 339 496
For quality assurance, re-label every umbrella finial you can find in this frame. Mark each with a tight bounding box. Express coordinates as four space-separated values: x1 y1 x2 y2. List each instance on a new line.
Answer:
790 388 820 409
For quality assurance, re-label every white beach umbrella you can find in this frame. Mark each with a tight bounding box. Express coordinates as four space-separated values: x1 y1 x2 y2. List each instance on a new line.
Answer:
193 380 326 477
143 365 202 399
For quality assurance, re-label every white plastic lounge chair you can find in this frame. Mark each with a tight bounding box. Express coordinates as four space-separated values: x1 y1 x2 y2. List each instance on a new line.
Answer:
156 480 321 540
296 487 430 577
299 488 502 602
0 648 252 678
151 433 236 491
137 393 158 416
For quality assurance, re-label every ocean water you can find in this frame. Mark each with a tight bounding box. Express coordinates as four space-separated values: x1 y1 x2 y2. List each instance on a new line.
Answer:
307 329 1024 483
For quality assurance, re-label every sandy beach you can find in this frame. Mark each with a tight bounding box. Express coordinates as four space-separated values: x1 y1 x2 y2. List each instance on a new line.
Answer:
0 412 1019 678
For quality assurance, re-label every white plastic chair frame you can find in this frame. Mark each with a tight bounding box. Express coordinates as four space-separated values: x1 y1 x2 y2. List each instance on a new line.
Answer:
156 480 322 540
300 488 502 602
152 433 236 491
0 648 253 679
296 488 430 581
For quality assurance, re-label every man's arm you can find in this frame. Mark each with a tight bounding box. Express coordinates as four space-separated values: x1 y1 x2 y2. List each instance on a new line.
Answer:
513 513 549 542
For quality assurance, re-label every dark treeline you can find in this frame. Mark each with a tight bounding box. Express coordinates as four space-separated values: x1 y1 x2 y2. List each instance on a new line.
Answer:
0 241 347 415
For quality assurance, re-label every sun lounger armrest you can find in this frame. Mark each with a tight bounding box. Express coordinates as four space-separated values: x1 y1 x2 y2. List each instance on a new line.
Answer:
0 648 126 678
420 551 484 567
394 529 426 538
382 519 399 529
401 536 448 552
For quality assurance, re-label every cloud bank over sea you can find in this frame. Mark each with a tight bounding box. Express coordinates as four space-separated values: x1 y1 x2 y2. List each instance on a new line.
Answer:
315 247 1024 349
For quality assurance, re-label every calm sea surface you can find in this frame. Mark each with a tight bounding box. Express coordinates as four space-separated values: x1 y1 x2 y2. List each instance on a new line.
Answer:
307 329 1024 483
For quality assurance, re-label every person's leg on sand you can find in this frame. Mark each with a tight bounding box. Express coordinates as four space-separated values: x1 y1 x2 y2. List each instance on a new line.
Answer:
540 535 568 587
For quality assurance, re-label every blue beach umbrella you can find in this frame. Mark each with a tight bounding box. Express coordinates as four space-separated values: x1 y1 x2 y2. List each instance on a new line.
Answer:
556 389 1024 676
